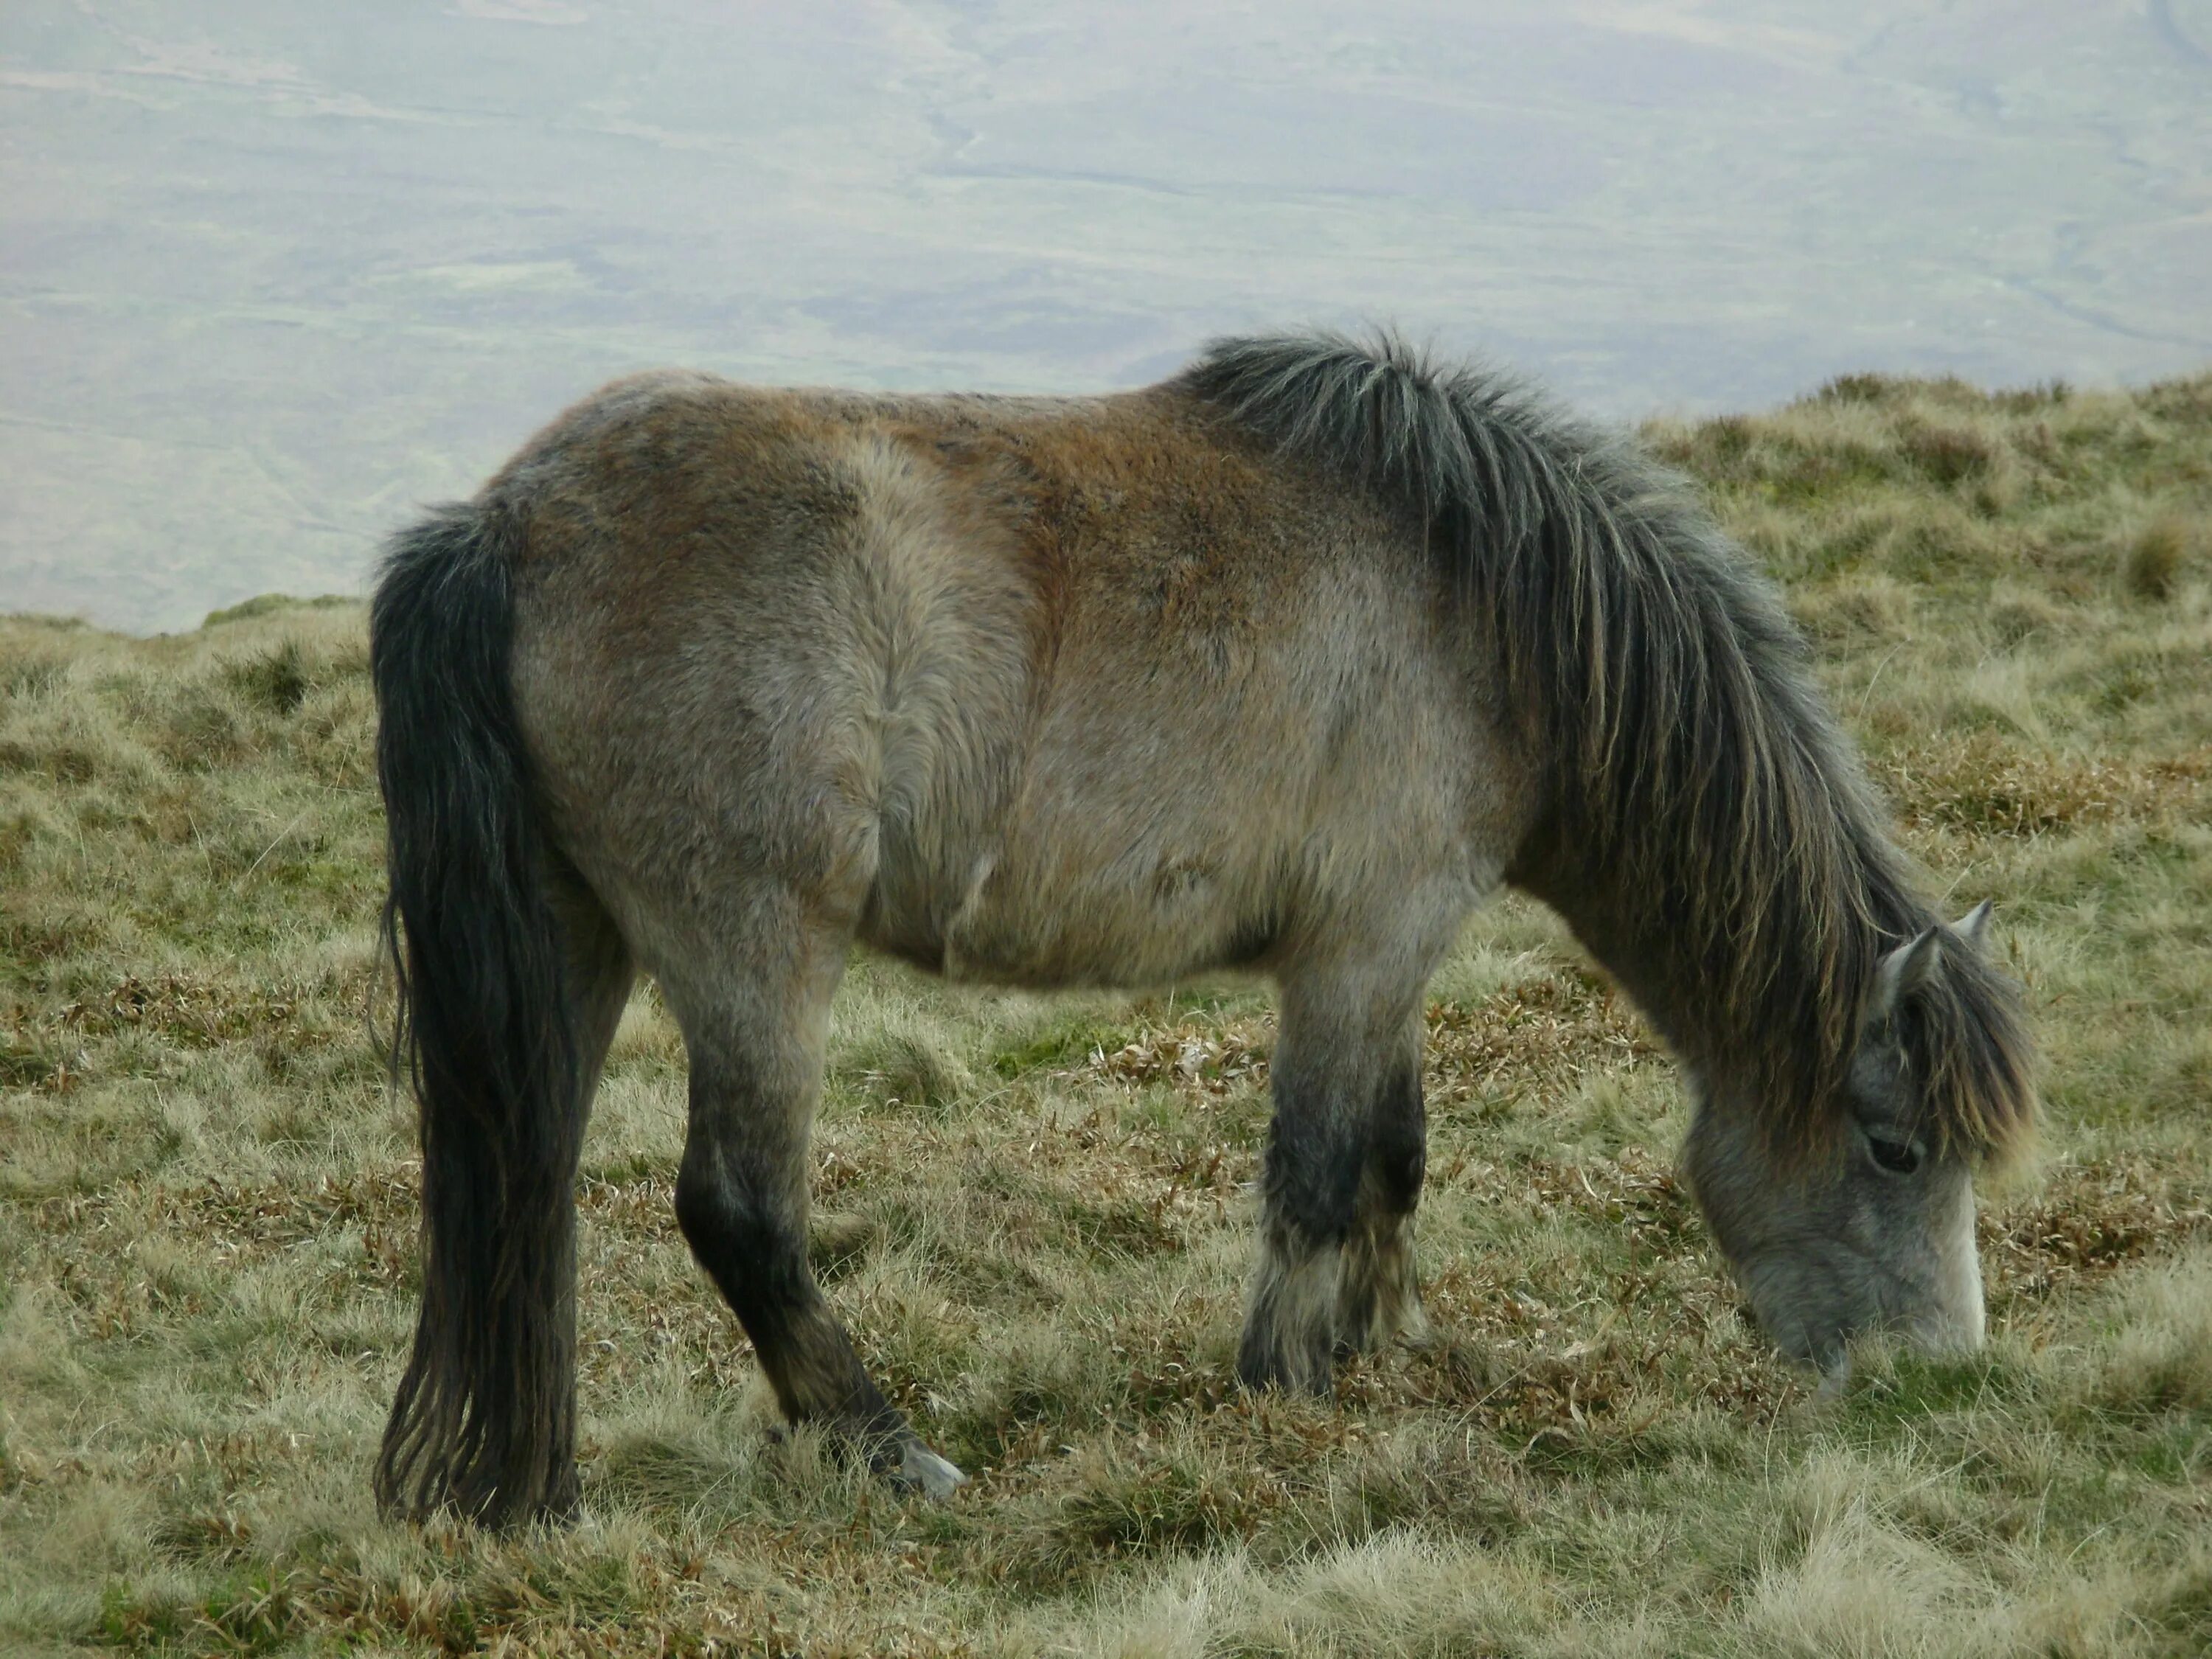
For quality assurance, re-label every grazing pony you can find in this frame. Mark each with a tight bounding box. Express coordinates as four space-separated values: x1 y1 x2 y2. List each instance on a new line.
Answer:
369 331 2035 1526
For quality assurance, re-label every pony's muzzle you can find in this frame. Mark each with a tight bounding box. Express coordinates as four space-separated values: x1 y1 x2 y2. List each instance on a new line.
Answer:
1733 1225 1986 1380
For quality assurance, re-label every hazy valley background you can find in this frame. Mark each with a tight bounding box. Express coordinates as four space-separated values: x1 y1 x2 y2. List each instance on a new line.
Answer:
3 0 2210 632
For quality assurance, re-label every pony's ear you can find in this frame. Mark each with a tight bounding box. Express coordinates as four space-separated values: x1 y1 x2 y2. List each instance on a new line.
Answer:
1951 900 1994 953
1873 928 1944 1017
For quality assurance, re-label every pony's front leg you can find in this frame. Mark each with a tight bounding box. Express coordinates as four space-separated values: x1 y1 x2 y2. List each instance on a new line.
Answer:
1337 1062 1430 1354
1238 969 1427 1393
664 905 965 1500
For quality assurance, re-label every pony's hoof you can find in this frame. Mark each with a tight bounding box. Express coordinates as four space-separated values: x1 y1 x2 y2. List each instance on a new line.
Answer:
1234 1340 1336 1396
1393 1302 1436 1351
896 1440 967 1502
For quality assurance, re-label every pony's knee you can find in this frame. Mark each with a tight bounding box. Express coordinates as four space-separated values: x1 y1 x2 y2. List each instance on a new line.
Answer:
1264 1150 1362 1248
1368 1069 1426 1218
1260 1085 1366 1245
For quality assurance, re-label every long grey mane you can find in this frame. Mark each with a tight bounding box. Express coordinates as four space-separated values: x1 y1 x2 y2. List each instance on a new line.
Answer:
1180 330 2034 1164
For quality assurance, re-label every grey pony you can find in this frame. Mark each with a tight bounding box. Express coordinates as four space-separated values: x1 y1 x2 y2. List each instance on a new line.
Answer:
365 330 2036 1526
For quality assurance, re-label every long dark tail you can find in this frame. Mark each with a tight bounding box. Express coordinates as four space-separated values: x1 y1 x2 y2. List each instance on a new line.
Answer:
369 501 583 1527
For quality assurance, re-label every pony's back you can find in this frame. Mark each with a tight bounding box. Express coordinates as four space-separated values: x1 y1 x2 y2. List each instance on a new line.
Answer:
498 370 1531 991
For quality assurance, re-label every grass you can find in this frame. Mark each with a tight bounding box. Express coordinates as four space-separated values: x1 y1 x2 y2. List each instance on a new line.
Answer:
3 368 2210 1655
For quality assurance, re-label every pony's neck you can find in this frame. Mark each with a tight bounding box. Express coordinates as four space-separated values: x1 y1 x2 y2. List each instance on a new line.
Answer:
1508 828 1921 1120
1516 858 1725 1077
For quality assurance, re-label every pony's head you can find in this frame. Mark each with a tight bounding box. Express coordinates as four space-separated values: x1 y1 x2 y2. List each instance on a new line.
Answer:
1682 901 2034 1376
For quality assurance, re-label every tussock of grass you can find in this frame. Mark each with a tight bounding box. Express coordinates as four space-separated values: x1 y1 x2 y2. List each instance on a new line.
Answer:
2125 515 2198 602
4 369 2211 1654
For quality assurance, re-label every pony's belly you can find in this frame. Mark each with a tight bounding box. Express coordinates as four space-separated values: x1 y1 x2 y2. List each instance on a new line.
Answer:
921 846 1269 990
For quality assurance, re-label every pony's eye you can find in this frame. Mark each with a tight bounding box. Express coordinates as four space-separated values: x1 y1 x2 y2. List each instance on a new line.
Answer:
1865 1133 1924 1175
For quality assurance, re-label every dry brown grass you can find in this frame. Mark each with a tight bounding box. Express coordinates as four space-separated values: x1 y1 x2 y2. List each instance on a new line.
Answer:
4 369 2210 1655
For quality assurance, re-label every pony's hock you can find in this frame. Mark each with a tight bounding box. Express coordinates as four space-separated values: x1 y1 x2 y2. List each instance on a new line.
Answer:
368 330 2037 1527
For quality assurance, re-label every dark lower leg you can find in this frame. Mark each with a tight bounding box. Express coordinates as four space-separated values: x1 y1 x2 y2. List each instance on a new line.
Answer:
1237 977 1433 1391
671 1006 965 1498
673 1159 900 1444
1338 1065 1428 1354
1236 990 1377 1394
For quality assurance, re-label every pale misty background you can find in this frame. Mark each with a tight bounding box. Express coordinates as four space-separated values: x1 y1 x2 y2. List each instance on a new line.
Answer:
3 0 2208 633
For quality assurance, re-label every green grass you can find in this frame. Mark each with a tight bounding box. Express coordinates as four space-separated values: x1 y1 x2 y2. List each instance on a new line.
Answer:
3 369 2210 1655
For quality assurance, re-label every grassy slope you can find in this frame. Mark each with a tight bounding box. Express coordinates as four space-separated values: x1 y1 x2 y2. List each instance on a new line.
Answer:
2 374 2209 1657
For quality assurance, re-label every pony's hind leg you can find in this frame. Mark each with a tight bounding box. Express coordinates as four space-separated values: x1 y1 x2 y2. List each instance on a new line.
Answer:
553 864 639 1109
1238 967 1429 1393
659 894 965 1499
